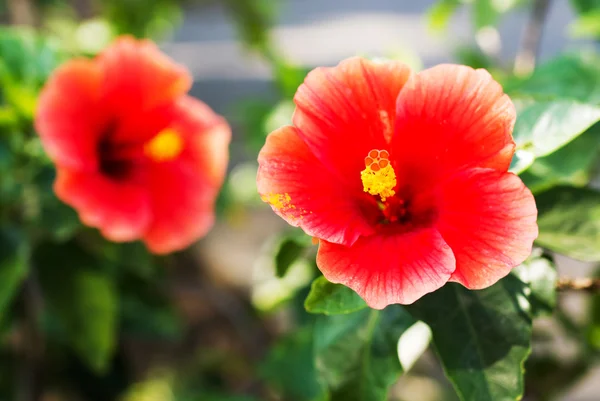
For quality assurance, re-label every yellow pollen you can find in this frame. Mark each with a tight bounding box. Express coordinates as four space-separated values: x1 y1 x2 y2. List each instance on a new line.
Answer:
261 192 293 210
144 129 183 162
361 149 396 202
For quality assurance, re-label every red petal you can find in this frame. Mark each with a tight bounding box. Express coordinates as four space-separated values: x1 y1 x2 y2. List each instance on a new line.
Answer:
55 168 151 241
436 168 538 289
392 64 516 189
257 125 377 246
97 36 193 143
293 57 412 188
35 59 103 170
143 96 230 254
316 228 456 309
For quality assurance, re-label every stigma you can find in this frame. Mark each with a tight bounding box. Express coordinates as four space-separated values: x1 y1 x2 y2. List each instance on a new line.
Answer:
360 149 396 202
144 128 184 162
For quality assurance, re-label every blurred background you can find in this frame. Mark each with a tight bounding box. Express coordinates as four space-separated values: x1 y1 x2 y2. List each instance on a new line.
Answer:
0 0 600 400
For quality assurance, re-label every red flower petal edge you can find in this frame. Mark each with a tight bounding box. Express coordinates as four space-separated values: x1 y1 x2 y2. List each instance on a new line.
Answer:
257 57 538 308
36 36 230 253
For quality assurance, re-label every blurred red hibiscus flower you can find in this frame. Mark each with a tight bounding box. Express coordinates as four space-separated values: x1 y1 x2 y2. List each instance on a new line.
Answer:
36 37 230 254
257 57 538 309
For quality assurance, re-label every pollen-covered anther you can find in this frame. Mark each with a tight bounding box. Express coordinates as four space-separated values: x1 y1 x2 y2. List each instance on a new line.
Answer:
361 149 396 202
261 192 293 211
144 128 184 162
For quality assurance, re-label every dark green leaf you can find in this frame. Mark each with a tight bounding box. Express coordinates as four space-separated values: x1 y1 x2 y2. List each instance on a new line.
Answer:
535 186 600 262
0 228 27 320
314 307 415 401
570 0 600 14
222 0 276 52
512 249 557 316
196 395 260 401
261 327 326 401
120 295 182 341
35 241 118 374
510 100 600 173
34 167 81 241
275 236 308 278
305 276 367 315
408 280 532 401
588 268 600 350
0 137 12 171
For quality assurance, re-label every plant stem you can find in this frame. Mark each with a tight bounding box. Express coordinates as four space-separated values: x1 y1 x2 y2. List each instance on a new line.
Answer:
556 277 600 292
514 0 552 75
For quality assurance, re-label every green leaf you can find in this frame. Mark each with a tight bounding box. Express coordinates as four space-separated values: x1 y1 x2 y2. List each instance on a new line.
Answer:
427 0 460 32
34 167 81 241
273 62 309 99
69 270 118 373
474 0 499 29
570 0 600 14
0 229 27 320
0 27 62 88
510 100 600 173
535 186 600 262
408 280 532 401
261 327 326 401
512 249 557 316
505 54 600 104
304 276 367 315
588 269 600 351
222 0 276 52
120 295 183 341
35 241 118 374
275 235 310 278
314 307 416 401
569 9 600 39
520 123 600 192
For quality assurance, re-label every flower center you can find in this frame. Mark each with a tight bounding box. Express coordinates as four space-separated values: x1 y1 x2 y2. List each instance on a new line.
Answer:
144 129 183 162
360 149 396 202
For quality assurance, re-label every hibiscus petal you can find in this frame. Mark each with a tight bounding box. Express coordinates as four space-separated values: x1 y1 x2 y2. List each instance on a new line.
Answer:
436 168 538 289
143 97 230 254
392 64 516 188
293 57 412 188
97 36 193 143
316 228 456 309
257 125 377 246
55 168 151 242
35 59 103 171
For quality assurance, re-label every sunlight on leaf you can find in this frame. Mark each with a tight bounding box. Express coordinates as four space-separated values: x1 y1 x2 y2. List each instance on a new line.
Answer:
535 186 600 262
397 321 432 372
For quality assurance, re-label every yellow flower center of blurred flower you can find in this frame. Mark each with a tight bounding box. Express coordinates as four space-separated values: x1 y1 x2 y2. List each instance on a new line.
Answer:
360 149 396 202
144 129 183 162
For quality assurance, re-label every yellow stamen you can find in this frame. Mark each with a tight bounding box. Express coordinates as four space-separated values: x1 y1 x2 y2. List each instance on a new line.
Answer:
360 149 396 202
144 129 183 162
261 192 293 210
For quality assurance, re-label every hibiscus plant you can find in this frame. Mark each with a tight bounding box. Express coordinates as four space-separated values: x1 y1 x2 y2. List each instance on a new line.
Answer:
0 1 599 401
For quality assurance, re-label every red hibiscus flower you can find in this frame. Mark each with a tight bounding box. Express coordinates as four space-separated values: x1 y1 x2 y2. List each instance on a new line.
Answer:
36 37 230 254
257 57 538 309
